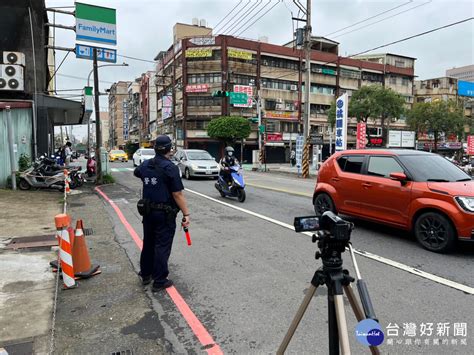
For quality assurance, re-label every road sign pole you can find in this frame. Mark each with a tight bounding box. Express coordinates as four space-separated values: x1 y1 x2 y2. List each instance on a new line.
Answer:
93 48 102 183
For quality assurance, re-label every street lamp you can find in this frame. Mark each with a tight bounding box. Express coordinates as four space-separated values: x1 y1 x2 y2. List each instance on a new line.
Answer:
86 62 128 159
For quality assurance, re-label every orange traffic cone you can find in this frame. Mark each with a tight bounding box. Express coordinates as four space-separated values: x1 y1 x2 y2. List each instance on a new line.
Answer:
72 220 101 279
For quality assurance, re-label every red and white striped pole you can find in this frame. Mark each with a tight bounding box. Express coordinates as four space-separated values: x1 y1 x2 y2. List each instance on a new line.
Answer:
55 214 75 289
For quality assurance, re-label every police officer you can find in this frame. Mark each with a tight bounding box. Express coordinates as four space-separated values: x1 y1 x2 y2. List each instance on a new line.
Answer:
219 146 238 185
134 135 190 292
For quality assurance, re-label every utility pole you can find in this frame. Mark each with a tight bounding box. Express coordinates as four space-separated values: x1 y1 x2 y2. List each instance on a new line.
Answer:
302 0 312 178
93 48 103 183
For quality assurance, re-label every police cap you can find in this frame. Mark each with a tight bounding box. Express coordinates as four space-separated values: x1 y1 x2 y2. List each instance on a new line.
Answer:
154 135 172 154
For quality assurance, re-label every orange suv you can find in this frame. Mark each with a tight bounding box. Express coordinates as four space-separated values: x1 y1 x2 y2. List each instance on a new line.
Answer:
313 149 473 253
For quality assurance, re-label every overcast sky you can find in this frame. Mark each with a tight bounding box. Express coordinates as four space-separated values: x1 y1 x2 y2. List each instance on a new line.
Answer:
45 0 474 140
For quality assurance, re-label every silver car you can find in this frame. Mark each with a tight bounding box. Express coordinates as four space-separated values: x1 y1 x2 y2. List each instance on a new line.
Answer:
174 149 219 179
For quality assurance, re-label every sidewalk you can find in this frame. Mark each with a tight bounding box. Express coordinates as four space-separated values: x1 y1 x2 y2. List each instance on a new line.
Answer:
242 163 318 177
0 186 166 354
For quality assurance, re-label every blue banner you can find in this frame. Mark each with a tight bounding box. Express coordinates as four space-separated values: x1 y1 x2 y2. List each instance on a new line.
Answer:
458 80 474 97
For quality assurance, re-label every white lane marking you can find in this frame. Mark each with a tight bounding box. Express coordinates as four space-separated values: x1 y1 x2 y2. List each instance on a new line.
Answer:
185 188 474 295
111 168 119 172
127 168 134 171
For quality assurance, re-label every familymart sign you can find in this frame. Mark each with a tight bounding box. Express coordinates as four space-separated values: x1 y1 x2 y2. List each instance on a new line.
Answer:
76 2 117 45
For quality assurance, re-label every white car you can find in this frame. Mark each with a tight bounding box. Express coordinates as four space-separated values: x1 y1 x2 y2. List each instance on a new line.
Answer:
132 148 155 167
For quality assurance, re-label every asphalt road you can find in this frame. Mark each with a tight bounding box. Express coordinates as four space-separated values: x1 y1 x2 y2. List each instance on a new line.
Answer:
100 160 473 354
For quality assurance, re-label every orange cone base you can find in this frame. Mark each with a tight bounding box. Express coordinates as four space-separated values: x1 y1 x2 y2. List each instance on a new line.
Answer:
74 264 101 279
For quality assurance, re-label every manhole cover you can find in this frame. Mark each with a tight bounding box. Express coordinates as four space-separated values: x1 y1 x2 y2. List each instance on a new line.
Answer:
111 350 133 355
84 228 94 236
6 235 57 250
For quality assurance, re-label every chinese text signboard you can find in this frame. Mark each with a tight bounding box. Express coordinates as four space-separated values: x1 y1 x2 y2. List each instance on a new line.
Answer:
185 84 209 93
76 2 117 45
335 93 348 151
356 123 367 149
295 135 303 172
267 133 283 142
185 48 212 58
76 44 117 63
467 135 474 155
388 130 415 148
458 81 474 97
122 101 129 141
233 85 253 107
264 111 298 120
228 48 253 60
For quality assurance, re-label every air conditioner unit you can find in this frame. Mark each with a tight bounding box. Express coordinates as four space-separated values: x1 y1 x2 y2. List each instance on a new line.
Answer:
290 84 298 91
276 98 283 103
276 103 285 111
0 64 24 91
3 51 26 66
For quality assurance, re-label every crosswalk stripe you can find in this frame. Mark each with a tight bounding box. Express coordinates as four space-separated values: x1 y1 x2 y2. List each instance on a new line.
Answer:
127 168 134 171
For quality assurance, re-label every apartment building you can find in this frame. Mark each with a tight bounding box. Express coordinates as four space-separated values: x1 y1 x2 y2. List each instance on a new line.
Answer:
153 22 416 162
99 111 110 150
446 64 474 83
108 81 131 149
127 79 141 144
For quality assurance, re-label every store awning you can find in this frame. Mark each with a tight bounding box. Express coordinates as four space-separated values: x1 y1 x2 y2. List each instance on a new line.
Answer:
37 94 88 126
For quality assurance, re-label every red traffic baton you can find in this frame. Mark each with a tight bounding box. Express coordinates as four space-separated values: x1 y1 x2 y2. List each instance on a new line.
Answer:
182 217 192 246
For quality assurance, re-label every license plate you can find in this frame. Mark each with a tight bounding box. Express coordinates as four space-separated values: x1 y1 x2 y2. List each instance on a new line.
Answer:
206 170 212 175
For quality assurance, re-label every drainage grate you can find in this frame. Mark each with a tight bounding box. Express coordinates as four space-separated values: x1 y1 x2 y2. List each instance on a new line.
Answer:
111 350 133 355
84 228 94 236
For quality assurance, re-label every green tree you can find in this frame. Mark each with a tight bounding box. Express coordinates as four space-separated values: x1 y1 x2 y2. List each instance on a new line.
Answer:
207 116 251 146
407 99 466 152
348 85 405 145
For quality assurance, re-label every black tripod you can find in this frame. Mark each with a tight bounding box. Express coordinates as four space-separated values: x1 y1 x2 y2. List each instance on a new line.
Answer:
277 232 380 355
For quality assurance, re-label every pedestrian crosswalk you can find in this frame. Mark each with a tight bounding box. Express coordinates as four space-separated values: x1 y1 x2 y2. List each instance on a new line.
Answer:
110 167 134 172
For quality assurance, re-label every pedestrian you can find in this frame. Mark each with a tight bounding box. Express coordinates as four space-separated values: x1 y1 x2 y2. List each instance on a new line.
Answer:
290 149 296 167
134 135 190 292
64 142 73 166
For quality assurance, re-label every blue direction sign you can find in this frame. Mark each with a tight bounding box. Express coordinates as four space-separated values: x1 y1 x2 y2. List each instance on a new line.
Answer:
75 44 117 63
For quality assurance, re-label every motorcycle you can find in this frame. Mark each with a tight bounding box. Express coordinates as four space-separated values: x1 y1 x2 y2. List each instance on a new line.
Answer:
215 165 246 202
86 157 96 177
18 156 83 191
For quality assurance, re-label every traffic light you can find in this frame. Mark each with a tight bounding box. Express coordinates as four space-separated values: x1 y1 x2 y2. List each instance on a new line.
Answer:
212 90 230 97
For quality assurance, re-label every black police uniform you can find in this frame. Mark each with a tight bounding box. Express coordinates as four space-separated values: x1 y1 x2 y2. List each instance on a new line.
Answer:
134 154 183 287
219 155 238 184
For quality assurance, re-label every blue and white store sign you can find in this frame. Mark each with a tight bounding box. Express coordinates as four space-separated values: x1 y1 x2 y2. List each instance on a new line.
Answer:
335 93 348 151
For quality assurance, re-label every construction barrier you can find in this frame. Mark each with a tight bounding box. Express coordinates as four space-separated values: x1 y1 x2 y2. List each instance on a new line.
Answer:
54 214 75 289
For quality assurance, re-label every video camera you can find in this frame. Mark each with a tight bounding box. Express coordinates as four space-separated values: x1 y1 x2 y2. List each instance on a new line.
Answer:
294 211 354 258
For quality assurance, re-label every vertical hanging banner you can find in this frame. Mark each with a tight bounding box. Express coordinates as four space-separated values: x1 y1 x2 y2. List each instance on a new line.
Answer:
335 93 348 151
467 135 474 155
356 122 367 149
76 3 117 45
83 86 93 113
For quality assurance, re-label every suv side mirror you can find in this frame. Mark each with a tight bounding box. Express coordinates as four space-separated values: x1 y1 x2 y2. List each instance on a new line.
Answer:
390 172 407 184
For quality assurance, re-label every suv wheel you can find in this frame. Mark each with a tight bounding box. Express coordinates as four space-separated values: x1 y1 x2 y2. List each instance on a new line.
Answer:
314 193 336 216
414 212 456 253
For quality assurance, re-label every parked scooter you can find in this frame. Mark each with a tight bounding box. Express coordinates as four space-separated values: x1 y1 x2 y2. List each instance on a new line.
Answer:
19 164 65 191
86 157 96 177
215 164 246 202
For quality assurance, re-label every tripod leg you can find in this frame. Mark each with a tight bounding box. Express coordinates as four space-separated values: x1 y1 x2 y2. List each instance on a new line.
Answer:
343 286 380 355
334 295 351 355
277 284 318 355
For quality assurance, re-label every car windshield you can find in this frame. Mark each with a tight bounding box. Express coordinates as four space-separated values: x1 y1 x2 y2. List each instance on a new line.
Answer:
111 150 125 154
186 151 214 160
399 155 470 182
141 149 155 155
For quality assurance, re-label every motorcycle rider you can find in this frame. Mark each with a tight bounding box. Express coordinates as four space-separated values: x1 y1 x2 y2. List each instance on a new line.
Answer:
219 146 239 186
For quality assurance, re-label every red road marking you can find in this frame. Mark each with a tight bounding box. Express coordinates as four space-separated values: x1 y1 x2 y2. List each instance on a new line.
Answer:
95 187 222 354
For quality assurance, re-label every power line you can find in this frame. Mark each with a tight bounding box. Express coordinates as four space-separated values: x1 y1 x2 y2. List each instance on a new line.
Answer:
217 0 253 34
223 0 262 35
331 1 432 39
235 0 283 37
230 0 273 36
266 17 474 83
57 73 115 85
117 54 155 64
324 0 413 37
209 0 244 34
